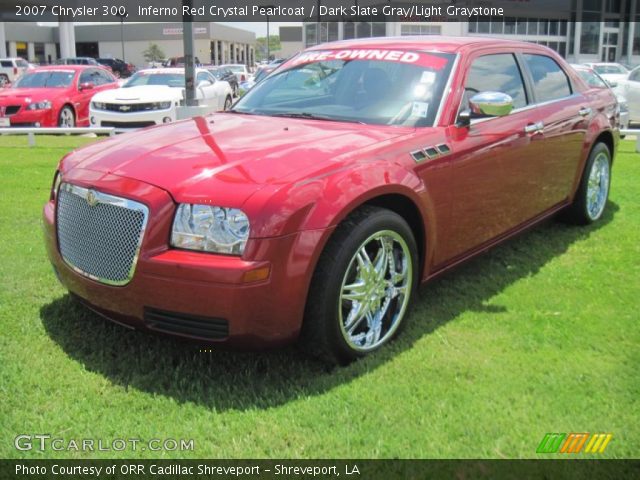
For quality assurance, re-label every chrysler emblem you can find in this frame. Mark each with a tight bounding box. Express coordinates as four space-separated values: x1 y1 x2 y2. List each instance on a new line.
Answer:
86 190 99 207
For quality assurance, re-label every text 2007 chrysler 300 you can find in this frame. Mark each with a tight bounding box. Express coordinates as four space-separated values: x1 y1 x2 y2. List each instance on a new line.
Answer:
43 37 618 364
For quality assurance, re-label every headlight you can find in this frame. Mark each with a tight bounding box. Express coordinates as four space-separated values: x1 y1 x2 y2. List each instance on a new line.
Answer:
171 204 250 255
91 101 106 110
155 101 172 109
27 100 52 110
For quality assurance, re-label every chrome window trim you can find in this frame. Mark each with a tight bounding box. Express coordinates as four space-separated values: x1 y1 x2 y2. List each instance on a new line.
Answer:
57 182 149 286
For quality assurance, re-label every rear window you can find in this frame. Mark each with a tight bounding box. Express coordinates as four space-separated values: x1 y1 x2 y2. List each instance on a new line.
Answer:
1 60 12 67
523 54 572 103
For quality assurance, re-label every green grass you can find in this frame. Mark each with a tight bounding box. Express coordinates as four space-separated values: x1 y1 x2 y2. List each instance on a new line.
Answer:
0 136 638 459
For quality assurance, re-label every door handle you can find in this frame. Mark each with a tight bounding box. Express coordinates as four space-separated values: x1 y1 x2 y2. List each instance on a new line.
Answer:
524 121 544 134
579 107 592 117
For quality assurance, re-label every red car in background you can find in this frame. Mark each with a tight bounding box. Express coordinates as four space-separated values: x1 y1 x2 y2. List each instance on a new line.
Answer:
43 37 617 364
0 65 118 127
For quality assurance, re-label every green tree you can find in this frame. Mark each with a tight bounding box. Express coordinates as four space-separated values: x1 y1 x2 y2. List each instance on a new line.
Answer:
142 43 166 63
256 35 281 61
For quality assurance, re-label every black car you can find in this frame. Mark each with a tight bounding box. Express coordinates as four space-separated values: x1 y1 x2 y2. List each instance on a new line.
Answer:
56 57 100 66
205 66 239 97
97 58 133 78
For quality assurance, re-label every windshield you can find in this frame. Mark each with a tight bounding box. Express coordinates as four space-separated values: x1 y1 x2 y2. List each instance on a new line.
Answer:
593 64 627 75
123 72 184 88
227 66 245 73
207 69 223 79
14 70 75 88
232 49 455 127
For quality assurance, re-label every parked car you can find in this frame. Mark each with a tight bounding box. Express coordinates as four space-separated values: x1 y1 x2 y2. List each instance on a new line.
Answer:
239 61 285 92
204 66 239 97
0 57 29 86
89 68 233 131
571 64 629 130
220 63 252 83
615 65 640 124
56 57 101 66
97 58 134 78
44 37 617 364
582 62 629 86
0 65 118 127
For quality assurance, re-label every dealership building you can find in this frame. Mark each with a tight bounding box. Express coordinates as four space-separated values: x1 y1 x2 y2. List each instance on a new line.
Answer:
303 0 640 65
0 22 256 67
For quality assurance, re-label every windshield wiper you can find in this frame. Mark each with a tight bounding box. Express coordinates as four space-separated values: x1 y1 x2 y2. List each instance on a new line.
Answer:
270 112 365 124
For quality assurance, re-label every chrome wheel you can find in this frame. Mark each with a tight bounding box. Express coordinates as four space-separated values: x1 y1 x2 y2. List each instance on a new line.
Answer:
339 230 413 351
58 107 75 128
586 152 610 220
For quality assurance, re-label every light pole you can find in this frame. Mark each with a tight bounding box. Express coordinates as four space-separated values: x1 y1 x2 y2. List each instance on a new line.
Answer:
119 15 125 61
262 5 275 62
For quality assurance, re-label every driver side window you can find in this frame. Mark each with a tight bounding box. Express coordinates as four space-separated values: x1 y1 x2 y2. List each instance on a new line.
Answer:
197 72 213 84
462 54 528 112
629 69 640 82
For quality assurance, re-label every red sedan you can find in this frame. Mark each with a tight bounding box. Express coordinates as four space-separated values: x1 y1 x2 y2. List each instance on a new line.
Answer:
0 65 118 128
43 37 618 364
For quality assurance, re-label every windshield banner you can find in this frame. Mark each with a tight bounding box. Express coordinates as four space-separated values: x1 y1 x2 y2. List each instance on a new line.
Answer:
285 49 449 70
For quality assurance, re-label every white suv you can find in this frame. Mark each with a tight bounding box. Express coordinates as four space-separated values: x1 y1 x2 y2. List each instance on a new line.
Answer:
0 58 29 86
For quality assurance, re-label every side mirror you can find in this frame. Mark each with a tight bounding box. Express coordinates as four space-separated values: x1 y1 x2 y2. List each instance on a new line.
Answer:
469 91 514 117
79 82 94 91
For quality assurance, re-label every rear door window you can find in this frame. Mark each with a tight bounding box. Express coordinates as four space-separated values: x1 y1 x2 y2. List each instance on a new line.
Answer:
462 53 528 110
523 54 572 103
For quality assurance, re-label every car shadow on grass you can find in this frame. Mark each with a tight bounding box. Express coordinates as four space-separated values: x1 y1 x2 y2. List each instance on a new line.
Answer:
40 203 618 411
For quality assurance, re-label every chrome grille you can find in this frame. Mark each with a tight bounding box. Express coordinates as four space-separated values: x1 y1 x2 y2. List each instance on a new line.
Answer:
56 183 149 286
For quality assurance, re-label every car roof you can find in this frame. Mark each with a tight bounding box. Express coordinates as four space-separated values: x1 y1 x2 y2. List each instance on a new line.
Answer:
305 36 552 54
27 65 94 72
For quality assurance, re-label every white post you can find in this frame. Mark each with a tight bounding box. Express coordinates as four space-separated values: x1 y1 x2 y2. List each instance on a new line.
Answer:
59 21 76 58
0 23 6 58
9 41 17 57
27 42 35 62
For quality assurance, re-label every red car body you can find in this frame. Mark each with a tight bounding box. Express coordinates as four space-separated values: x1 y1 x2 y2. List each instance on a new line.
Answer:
42 37 619 349
0 65 118 127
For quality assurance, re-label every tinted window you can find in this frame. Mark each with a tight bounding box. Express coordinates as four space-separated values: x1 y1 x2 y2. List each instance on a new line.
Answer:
463 54 528 110
0 61 11 67
95 69 115 85
14 70 75 88
524 54 572 102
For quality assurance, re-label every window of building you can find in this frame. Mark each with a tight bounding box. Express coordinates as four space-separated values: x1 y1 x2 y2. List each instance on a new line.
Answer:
523 54 572 102
344 22 355 39
491 18 504 34
580 13 601 54
463 54 528 111
305 23 317 46
504 18 516 34
400 24 441 36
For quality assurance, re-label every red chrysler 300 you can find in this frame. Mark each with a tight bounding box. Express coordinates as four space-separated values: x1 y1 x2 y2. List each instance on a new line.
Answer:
43 37 618 364
0 65 118 127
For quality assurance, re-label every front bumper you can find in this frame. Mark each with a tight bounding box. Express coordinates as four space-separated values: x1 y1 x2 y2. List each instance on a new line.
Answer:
0 107 57 127
43 171 328 348
90 106 176 131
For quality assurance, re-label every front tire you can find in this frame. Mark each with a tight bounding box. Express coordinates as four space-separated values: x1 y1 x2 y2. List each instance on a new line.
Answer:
302 206 418 365
563 142 611 224
57 106 75 128
224 95 232 111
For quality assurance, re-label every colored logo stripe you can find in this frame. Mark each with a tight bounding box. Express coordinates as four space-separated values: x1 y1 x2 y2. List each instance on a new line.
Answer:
537 433 613 454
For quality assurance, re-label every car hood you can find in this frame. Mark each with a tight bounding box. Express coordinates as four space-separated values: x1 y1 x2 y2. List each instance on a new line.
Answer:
62 113 412 206
92 85 182 103
0 87 67 103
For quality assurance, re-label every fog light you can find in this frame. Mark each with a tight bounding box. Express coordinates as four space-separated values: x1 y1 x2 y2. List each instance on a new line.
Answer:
90 116 96 125
34 122 40 127
163 117 172 123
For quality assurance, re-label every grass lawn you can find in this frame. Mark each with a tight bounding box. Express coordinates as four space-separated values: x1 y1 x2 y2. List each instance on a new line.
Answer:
0 135 638 459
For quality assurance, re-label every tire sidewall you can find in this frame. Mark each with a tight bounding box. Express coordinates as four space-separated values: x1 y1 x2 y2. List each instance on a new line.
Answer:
319 210 419 363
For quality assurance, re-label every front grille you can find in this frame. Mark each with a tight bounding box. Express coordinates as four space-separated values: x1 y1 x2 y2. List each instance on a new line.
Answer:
101 120 156 129
3 105 20 115
144 308 229 340
56 183 149 285
101 103 167 113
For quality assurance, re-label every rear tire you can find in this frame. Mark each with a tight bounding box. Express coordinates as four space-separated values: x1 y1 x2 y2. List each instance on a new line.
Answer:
301 206 418 365
0 74 8 87
562 142 611 225
224 96 232 111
